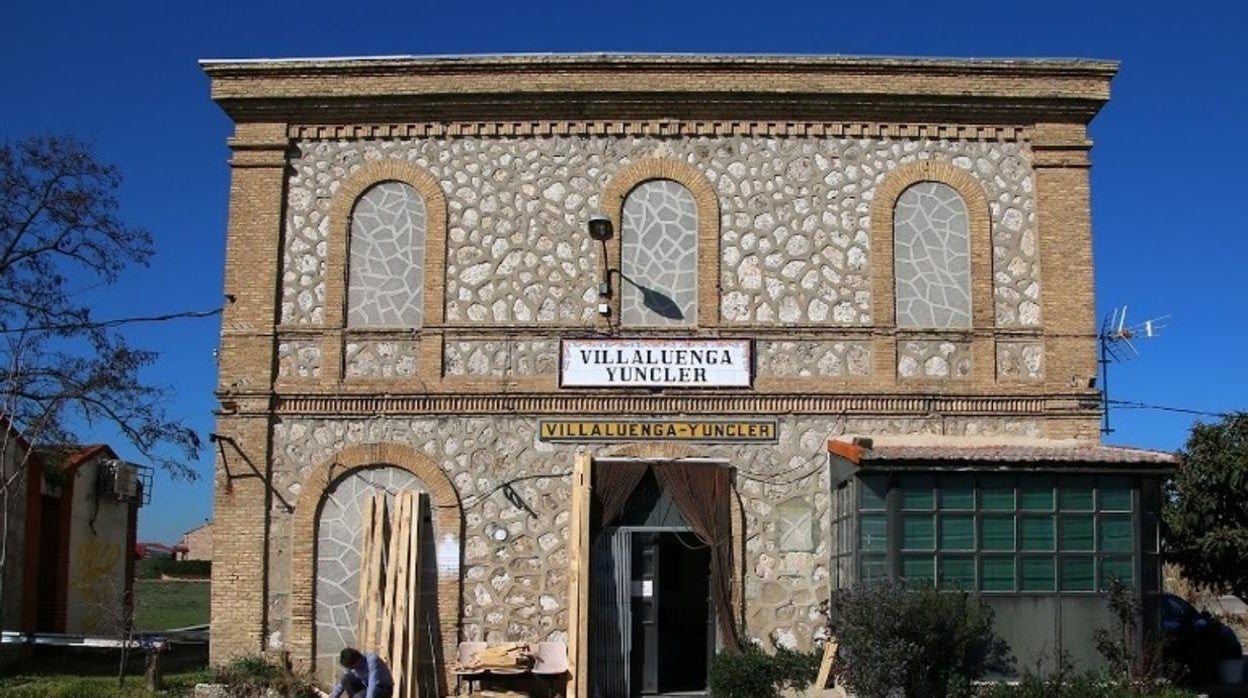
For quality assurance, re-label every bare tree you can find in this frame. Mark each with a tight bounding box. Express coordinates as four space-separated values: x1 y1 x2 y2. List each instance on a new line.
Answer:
0 135 202 633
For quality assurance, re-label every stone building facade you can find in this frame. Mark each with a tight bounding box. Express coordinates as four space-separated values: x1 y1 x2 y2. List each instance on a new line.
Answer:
202 54 1167 693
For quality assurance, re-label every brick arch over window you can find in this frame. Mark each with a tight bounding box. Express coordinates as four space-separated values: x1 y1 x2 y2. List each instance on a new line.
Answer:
325 161 448 328
289 442 462 683
869 160 994 331
601 160 720 327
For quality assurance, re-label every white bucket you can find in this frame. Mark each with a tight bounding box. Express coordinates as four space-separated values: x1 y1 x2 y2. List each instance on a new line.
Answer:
1216 657 1243 685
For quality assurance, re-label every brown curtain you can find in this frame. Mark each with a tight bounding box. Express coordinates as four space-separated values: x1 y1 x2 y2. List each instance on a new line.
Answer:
592 461 650 534
653 462 742 654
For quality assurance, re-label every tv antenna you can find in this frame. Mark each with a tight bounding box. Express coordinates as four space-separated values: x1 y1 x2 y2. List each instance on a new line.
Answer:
1098 306 1169 434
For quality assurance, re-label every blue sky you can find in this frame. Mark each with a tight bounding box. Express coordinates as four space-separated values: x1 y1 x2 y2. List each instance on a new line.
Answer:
4 0 1245 542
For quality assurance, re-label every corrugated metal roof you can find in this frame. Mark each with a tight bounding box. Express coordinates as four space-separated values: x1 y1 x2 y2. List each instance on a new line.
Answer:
864 444 1177 463
829 440 1178 466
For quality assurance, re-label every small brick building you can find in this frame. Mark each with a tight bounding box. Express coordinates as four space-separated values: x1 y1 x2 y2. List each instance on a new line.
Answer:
202 54 1175 693
1 424 144 646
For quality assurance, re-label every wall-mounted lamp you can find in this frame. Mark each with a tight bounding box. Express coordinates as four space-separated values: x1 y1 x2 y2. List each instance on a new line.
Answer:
588 214 614 314
588 213 613 242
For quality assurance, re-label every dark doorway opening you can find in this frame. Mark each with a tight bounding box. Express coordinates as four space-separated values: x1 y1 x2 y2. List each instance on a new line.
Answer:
631 531 712 695
590 469 716 696
36 494 65 632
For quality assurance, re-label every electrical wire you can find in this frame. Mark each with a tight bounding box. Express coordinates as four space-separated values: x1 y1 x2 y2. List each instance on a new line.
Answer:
736 412 848 485
1106 399 1234 419
0 307 224 334
440 471 572 510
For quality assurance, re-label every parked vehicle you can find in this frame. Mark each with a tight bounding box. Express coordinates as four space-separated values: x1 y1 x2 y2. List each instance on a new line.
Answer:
1161 593 1243 684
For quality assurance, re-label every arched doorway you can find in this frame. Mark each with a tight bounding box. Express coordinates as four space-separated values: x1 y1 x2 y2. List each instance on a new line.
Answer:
290 444 462 695
315 465 427 679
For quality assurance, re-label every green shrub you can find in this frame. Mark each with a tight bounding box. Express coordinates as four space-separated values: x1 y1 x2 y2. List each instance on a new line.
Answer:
710 644 781 698
769 643 822 692
974 651 1195 698
135 558 211 579
828 582 1011 698
708 642 822 698
977 672 1196 697
1094 580 1177 692
210 654 318 697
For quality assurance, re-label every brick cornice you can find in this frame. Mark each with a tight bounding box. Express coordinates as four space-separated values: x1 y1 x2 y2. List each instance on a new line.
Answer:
288 122 1029 141
236 392 1100 418
202 54 1119 80
203 55 1116 124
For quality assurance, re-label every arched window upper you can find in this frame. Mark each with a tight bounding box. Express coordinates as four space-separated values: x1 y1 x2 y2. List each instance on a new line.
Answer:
620 179 698 327
893 182 971 329
347 182 426 328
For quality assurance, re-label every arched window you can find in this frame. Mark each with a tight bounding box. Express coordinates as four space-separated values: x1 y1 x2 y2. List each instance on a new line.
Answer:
893 182 972 329
620 180 698 327
347 182 426 328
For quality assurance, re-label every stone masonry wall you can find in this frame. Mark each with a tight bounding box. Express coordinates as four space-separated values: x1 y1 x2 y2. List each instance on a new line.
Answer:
281 136 1038 329
268 413 1042 654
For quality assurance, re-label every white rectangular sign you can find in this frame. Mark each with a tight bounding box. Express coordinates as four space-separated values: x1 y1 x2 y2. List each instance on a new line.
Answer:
560 338 752 388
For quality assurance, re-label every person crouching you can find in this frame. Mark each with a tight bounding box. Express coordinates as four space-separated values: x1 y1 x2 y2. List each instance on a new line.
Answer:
329 647 394 698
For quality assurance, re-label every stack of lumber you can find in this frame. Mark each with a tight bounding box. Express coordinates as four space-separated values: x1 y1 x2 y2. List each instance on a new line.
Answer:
355 491 427 698
454 643 534 672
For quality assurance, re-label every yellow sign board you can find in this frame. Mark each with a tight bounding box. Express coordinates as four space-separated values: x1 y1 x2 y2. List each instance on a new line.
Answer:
538 419 777 443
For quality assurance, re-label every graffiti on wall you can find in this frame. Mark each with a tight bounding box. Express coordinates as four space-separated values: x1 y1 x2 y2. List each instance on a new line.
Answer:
69 537 123 634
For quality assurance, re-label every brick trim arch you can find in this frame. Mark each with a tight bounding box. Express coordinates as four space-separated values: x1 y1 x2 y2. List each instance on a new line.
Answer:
602 442 701 461
324 160 449 329
288 442 462 682
869 160 994 331
869 160 996 384
601 160 721 327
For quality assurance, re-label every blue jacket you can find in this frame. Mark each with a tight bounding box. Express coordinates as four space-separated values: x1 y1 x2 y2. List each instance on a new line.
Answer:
329 651 394 698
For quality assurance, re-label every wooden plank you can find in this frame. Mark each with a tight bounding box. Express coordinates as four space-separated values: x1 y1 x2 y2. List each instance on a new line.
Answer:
388 493 407 696
814 638 838 690
363 494 388 649
379 492 404 662
361 495 378 649
390 493 412 697
567 453 591 698
405 493 424 698
356 496 378 647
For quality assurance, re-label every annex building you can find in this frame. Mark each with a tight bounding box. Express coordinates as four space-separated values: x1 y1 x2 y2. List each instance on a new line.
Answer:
202 54 1176 695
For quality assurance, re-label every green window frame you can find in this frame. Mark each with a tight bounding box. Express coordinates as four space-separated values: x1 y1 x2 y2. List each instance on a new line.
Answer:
854 472 1141 595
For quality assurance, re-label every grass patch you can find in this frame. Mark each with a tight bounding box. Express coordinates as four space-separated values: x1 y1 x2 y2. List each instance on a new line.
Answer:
132 580 209 631
211 655 319 697
0 669 211 697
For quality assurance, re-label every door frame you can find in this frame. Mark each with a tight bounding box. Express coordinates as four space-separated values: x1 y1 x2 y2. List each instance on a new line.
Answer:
567 454 743 698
